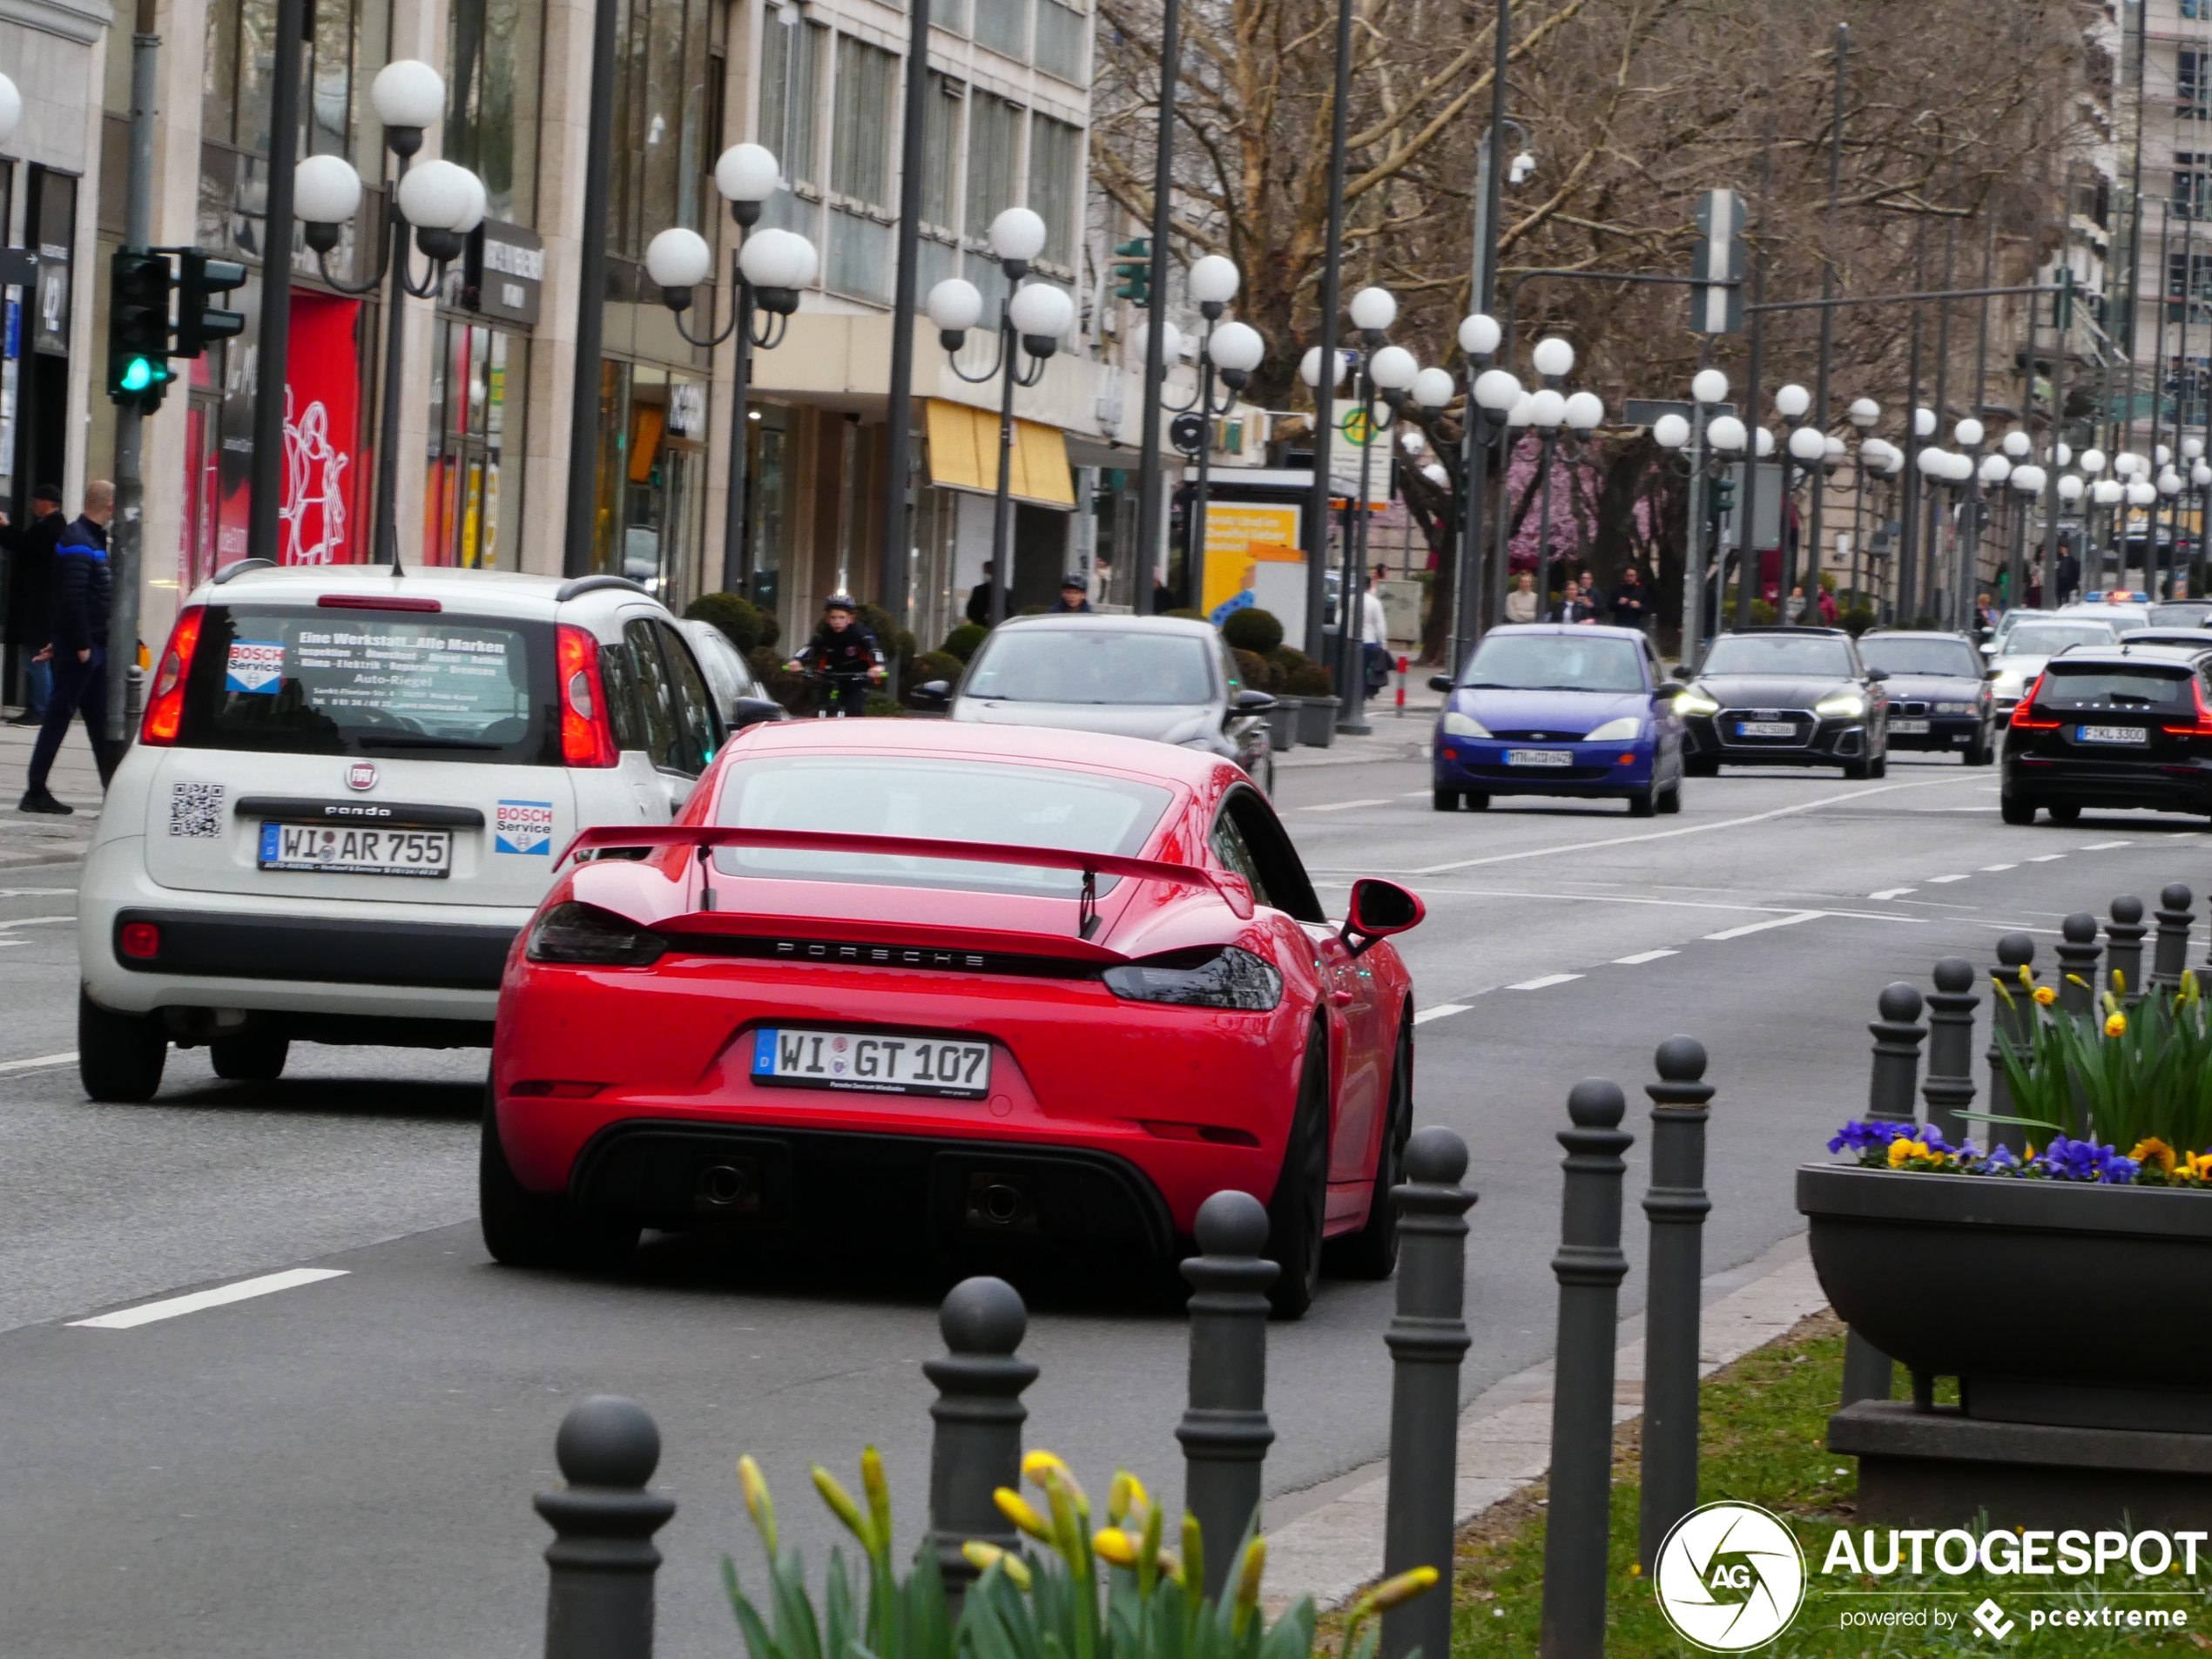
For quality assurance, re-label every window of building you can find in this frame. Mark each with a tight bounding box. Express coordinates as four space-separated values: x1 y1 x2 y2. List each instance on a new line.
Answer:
2171 250 2212 304
203 0 366 162
2185 51 2210 119
2189 0 2210 20
965 94 1022 245
609 0 715 256
826 36 899 304
1028 113 1078 272
1034 0 1085 84
974 0 1028 62
921 73 964 237
448 0 546 226
759 8 825 190
2179 153 2209 219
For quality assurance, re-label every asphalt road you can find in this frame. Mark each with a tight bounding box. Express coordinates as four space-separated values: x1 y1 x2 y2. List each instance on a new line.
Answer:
2 750 2207 1656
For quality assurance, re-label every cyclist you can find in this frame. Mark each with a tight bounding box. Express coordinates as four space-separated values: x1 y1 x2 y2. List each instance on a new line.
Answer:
786 593 886 718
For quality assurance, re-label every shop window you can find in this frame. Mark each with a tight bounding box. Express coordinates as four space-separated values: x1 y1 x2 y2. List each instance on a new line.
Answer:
425 320 528 569
601 361 710 604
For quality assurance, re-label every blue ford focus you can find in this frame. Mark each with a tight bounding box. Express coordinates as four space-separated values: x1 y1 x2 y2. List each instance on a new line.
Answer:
1426 624 1688 815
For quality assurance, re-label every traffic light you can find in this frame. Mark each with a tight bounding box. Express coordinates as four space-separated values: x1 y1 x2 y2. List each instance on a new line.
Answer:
174 250 246 358
1113 237 1150 307
108 248 175 410
1710 470 1736 519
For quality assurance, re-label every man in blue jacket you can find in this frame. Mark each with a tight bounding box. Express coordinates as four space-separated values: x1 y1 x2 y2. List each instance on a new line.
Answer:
21 481 115 813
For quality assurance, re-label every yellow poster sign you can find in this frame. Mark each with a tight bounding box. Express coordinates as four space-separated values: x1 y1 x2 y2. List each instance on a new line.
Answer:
1200 502 1307 627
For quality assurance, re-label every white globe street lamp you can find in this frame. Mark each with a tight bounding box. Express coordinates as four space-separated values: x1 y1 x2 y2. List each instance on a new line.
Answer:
1849 397 1879 429
1458 314 1501 358
1692 368 1730 405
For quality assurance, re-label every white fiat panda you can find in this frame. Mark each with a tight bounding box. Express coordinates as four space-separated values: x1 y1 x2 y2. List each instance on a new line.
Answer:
76 562 779 1101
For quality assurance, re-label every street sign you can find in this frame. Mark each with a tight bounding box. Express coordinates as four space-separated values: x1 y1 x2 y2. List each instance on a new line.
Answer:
1622 398 1737 427
1690 189 1746 334
1327 400 1393 508
1716 462 1783 551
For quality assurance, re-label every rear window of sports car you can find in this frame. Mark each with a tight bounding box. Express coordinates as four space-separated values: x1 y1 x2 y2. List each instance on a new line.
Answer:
711 755 1175 897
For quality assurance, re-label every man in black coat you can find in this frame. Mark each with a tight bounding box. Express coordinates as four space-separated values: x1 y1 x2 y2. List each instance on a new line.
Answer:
1608 565 1650 631
22 481 116 813
1 482 65 724
965 561 998 627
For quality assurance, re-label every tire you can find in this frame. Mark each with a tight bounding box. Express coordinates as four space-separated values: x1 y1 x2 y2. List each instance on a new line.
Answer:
1965 732 1994 766
2000 793 2038 826
1871 754 1887 779
2048 801 2082 826
1328 1016 1412 1280
78 990 165 1103
1464 792 1491 811
1843 757 1871 780
1432 786 1460 813
479 1089 638 1271
1685 755 1719 778
1265 1024 1332 1319
1626 787 1656 818
1657 779 1683 815
211 1033 288 1082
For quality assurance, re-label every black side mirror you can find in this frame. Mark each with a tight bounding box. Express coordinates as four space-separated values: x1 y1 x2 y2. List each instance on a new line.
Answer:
914 679 952 703
1654 679 1686 698
1866 667 1890 682
1342 877 1425 957
1426 673 1456 694
726 696 786 732
1232 688 1277 714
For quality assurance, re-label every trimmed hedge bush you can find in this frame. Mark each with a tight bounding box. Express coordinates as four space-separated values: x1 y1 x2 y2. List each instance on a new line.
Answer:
941 622 988 662
1221 607 1285 656
685 590 779 654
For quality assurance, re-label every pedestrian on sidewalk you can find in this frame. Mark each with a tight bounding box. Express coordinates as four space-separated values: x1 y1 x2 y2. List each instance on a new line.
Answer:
964 560 997 626
21 481 116 815
1504 571 1540 624
1608 565 1649 632
1359 575 1390 700
1551 578 1597 624
0 483 64 725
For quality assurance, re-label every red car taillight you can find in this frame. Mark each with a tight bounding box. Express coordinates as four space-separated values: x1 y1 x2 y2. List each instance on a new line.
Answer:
2010 672 2060 732
140 605 205 745
556 624 618 767
119 921 160 960
2161 679 2212 738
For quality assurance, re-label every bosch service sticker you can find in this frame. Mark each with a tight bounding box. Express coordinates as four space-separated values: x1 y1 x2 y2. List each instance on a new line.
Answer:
225 639 286 694
496 799 555 855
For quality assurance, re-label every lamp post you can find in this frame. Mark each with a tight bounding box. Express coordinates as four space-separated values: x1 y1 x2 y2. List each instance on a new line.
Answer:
1323 287 1417 736
927 209 1074 628
1704 410 1750 630
293 62 485 569
643 143 814 597
1449 312 1502 660
2127 475 2158 592
2160 466 2185 598
2192 444 2212 598
1170 256 1264 620
1675 368 1730 659
2006 463 2047 618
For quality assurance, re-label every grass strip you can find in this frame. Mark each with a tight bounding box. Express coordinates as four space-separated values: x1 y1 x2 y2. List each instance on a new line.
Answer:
1438 1312 2212 1656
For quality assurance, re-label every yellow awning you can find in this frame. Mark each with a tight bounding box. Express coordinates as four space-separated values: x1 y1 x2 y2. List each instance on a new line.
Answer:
924 399 1076 509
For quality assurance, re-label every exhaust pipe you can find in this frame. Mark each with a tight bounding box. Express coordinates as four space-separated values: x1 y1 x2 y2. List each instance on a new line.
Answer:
979 1181 1024 1225
700 1163 749 1208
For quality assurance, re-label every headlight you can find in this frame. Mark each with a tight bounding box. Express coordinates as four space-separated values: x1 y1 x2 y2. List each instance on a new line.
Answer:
1993 673 2023 698
1103 946 1284 1010
1674 689 1720 717
1441 710 1491 738
1936 701 1973 716
1814 691 1866 718
1581 716 1643 743
526 901 667 966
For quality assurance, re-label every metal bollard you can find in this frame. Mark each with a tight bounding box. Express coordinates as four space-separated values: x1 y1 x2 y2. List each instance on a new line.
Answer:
1379 1130 1477 1659
1866 981 1926 1124
2153 884 2195 992
1636 1037 1713 1574
923 1276 1039 1604
536 1395 677 1659
1985 933 2037 1156
1177 1190 1278 1599
1842 984 1923 1407
1538 1080 1633 1659
2106 896 2147 1004
1920 959 1979 1148
2058 912 2103 1013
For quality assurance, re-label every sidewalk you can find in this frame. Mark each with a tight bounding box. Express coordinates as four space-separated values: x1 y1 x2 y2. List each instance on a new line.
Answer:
0 712 110 867
1273 679 1440 772
1262 1231 1829 1612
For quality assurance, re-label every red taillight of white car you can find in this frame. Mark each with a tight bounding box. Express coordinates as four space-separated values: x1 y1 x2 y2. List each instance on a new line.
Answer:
556 624 620 767
139 604 205 745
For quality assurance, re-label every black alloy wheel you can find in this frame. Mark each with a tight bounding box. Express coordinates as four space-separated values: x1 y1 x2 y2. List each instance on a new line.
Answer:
1328 1015 1413 1280
1626 786 1656 818
78 990 165 1103
1265 1023 1332 1319
1657 778 1684 814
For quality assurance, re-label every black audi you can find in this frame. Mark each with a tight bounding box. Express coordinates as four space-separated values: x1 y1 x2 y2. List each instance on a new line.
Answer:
1675 627 1891 778
2001 644 2212 825
1854 631 1996 765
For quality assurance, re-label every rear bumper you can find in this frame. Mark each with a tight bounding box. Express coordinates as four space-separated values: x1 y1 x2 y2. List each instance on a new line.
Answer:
111 907 516 989
2004 754 2212 813
563 1119 1177 1258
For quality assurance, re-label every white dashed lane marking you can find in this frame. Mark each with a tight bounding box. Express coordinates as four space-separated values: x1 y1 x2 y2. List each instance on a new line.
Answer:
1980 864 2018 873
1704 911 1824 941
68 1268 350 1331
1925 874 1971 884
1614 949 1679 965
0 1050 76 1075
1507 973 1583 991
2027 854 2067 862
1870 887 1916 900
1413 1003 1473 1024
1302 799 1390 813
2081 840 2134 851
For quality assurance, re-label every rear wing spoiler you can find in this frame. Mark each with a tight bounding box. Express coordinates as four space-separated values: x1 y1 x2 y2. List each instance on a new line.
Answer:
558 824 1255 921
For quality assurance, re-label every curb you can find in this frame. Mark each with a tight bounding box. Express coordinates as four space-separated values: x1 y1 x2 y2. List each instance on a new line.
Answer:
1260 1231 1827 1611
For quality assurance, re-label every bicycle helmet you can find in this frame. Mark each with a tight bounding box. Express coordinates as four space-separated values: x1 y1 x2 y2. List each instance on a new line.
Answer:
824 592 858 613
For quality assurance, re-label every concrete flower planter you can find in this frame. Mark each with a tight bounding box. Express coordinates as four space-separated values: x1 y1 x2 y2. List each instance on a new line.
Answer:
1799 1164 2212 1433
1296 695 1339 749
1265 697 1302 752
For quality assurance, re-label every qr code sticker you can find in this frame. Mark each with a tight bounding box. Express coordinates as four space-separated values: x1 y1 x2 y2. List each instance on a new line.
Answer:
168 782 225 838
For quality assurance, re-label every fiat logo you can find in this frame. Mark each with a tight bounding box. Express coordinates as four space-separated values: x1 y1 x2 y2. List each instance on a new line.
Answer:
345 761 378 791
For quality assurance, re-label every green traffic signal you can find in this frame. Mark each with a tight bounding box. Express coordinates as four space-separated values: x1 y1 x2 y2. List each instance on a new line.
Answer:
108 248 176 409
1113 235 1150 308
119 357 156 393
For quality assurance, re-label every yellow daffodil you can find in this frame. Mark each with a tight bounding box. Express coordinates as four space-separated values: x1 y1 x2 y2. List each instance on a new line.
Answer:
860 1447 892 1554
1888 1138 1931 1168
2033 985 2057 1006
2133 1137 2178 1174
1024 1450 1089 1522
1107 1468 1149 1525
1091 1527 1141 1569
962 1541 1034 1589
1352 1566 1441 1617
2106 1012 2128 1038
1231 1536 1268 1636
2019 964 2035 988
813 1465 875 1552
995 1487 1055 1544
738 1454 779 1554
2067 973 2090 988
